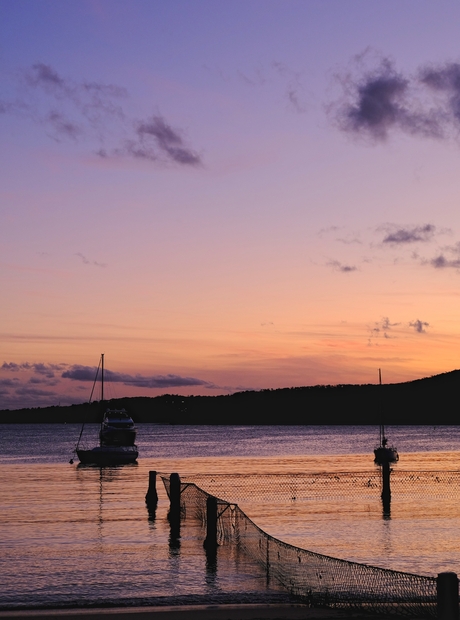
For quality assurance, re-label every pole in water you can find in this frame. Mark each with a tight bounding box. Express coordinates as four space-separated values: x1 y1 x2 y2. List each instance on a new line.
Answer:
168 473 181 523
203 495 218 551
381 461 391 501
437 572 459 620
381 461 391 516
145 470 158 507
168 473 181 545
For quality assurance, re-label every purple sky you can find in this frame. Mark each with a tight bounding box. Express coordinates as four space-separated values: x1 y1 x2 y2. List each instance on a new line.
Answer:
2 1 460 408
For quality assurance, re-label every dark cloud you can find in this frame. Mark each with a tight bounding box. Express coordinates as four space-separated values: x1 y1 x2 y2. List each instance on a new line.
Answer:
27 63 66 90
128 115 202 166
429 242 460 269
410 319 429 334
340 62 410 140
328 260 357 273
1 63 202 167
2 362 65 377
0 378 20 387
332 55 446 142
62 365 213 388
382 224 436 245
420 63 460 122
431 255 460 269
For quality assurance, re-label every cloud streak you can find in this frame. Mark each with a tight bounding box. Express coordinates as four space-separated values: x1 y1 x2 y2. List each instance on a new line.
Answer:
76 253 107 268
328 259 357 273
429 242 460 269
410 319 429 334
119 115 202 165
2 63 202 166
61 365 213 389
0 360 219 409
381 224 436 245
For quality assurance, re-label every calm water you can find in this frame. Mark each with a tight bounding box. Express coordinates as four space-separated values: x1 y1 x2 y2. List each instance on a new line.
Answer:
1 424 460 610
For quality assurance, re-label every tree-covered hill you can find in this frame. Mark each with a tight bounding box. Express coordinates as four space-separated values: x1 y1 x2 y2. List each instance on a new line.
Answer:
1 369 459 424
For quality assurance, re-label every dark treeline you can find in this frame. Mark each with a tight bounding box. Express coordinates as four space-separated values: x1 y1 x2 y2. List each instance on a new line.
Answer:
1 369 459 424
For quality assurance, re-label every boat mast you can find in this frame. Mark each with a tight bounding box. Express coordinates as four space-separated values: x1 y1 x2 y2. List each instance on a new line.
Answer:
379 368 384 447
101 353 104 403
99 353 105 445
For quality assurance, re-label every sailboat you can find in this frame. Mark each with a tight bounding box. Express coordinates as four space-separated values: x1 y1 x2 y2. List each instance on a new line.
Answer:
373 369 399 465
75 354 138 465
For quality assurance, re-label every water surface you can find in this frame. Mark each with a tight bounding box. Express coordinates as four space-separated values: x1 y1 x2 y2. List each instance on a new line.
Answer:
1 424 459 609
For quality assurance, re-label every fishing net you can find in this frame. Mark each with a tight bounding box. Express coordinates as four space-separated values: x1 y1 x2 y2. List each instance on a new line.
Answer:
160 473 440 615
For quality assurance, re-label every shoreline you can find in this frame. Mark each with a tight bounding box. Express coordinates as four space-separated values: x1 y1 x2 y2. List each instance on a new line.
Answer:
0 604 413 620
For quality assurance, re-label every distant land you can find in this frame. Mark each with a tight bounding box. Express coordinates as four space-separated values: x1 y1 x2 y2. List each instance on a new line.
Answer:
1 369 459 424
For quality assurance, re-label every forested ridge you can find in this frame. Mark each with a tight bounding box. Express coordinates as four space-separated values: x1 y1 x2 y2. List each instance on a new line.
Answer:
1 369 459 424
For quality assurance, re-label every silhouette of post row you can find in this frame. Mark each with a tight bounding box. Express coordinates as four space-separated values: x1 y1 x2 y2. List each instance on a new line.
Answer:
146 471 459 619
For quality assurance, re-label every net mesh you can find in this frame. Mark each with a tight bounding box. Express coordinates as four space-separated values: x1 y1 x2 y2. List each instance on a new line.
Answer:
160 472 444 616
178 471 460 502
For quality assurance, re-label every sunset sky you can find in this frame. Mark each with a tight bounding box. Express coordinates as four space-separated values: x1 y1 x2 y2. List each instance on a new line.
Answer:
2 1 460 409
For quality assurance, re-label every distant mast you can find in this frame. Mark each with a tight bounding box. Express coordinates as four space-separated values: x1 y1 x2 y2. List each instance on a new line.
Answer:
101 353 104 403
374 369 399 465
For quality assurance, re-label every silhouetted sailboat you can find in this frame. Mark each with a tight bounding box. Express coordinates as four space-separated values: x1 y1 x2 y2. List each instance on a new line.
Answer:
374 369 399 465
74 354 138 465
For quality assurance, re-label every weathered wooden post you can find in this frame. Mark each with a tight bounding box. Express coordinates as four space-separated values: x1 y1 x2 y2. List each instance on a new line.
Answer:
437 572 459 620
204 495 218 573
145 470 158 507
168 472 181 522
168 473 181 547
203 495 218 550
381 461 391 512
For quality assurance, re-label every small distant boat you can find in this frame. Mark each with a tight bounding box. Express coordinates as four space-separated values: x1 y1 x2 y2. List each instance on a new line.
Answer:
374 424 399 465
74 354 138 465
373 369 398 465
100 409 137 447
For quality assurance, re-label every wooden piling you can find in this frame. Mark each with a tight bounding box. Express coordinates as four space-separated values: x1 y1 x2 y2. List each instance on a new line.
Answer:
168 472 181 523
145 470 158 507
437 572 459 620
381 461 391 505
203 495 218 550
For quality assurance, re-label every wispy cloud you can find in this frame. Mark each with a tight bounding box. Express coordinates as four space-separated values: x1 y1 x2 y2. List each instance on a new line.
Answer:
409 319 429 334
327 259 357 273
271 61 307 113
368 316 430 345
2 361 66 377
207 60 308 114
118 115 202 165
380 224 437 245
0 360 219 409
76 253 107 268
419 63 460 124
61 365 213 388
321 221 460 275
2 63 202 166
429 242 460 269
368 316 400 344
